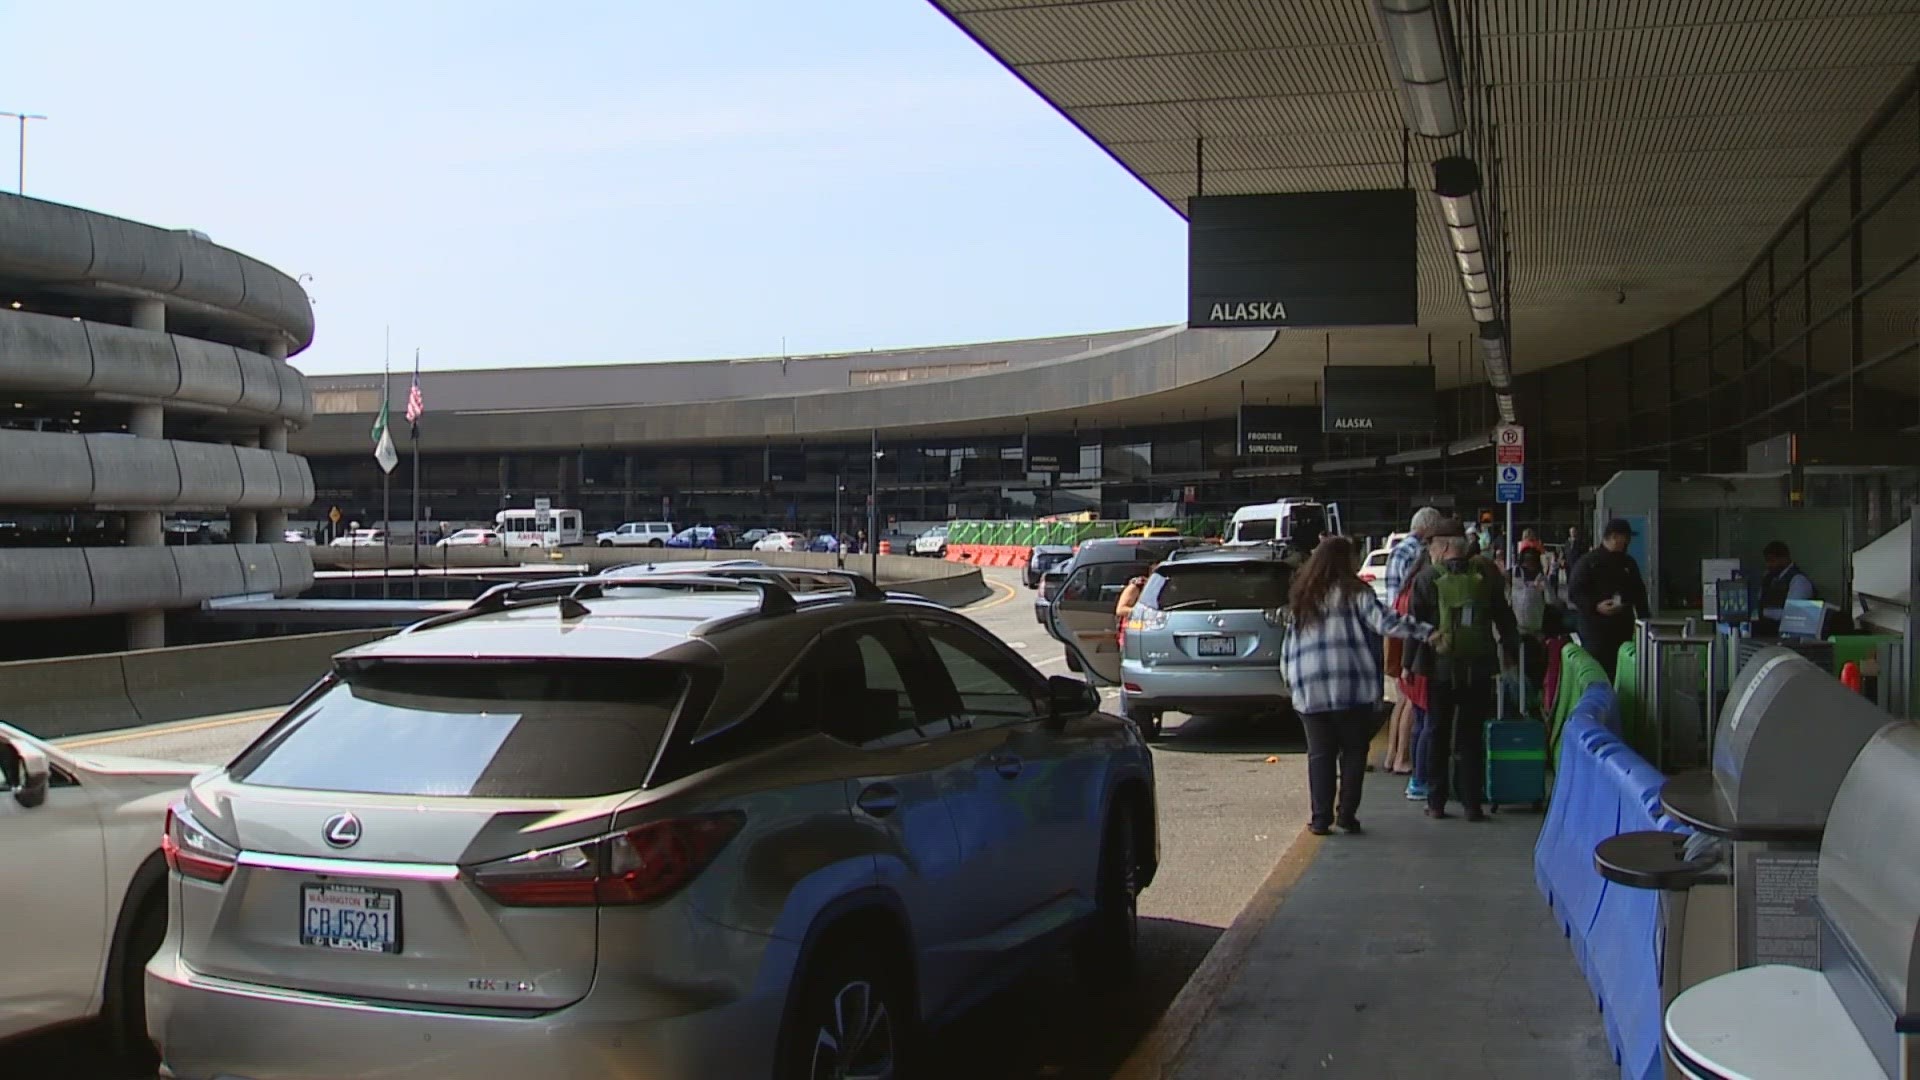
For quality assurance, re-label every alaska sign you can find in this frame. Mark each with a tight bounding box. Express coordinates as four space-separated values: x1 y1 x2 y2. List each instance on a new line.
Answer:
1189 190 1418 330
1321 365 1437 436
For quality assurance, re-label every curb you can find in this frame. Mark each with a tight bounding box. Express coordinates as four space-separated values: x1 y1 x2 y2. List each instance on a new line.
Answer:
1113 824 1326 1080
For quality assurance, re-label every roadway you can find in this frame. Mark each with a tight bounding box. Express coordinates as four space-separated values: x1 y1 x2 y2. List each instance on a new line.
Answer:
19 567 1313 1079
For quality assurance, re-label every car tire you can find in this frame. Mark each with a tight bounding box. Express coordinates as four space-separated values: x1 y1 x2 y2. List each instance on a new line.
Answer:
1074 799 1140 987
598 540 613 548
777 939 909 1080
103 890 165 1070
648 539 665 548
1124 702 1163 742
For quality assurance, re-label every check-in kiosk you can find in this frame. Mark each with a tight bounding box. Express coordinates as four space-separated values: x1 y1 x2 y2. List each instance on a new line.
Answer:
1595 648 1896 1012
1663 723 1920 1079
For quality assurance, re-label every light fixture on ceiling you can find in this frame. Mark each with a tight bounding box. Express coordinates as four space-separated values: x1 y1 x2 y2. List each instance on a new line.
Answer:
1372 0 1463 137
1434 156 1499 326
1479 320 1516 424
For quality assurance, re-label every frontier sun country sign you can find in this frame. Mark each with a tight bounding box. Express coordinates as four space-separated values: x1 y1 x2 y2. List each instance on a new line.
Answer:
1188 190 1418 330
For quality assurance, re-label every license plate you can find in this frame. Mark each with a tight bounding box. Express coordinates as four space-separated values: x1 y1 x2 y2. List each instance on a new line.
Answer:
1198 636 1238 656
300 884 401 954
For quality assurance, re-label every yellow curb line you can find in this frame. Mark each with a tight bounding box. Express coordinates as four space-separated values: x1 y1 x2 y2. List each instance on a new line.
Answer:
968 576 1020 612
1113 823 1327 1080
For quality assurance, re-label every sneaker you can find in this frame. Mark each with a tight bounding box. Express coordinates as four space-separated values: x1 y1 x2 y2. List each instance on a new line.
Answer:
1307 823 1333 836
1405 780 1431 801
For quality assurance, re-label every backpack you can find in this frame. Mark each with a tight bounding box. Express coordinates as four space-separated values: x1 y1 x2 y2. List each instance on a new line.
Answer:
1434 559 1498 662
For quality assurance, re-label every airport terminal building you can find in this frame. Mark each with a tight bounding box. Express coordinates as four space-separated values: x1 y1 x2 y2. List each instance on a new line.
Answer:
0 193 316 657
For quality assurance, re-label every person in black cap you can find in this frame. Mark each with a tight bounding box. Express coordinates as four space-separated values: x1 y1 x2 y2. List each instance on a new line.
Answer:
1566 518 1650 679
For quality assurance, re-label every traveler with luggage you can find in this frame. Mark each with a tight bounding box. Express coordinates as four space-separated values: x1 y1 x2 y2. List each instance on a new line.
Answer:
1405 518 1520 821
1565 518 1650 680
1381 507 1443 784
1281 535 1442 836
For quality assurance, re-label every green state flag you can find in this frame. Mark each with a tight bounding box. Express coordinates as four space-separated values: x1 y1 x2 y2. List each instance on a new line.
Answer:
372 394 398 474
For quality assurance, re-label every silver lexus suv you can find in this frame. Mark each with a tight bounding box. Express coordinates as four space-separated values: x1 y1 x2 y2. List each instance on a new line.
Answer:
146 570 1156 1080
1050 547 1294 740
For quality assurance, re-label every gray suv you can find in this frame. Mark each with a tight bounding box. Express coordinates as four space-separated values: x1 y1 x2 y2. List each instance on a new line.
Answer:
146 570 1157 1080
1050 548 1294 739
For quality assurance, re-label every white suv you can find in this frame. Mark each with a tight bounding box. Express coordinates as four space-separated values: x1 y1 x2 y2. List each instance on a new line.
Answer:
1 723 199 1067
596 521 674 548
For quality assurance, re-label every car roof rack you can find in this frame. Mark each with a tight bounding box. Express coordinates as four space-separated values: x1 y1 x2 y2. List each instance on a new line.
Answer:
400 573 798 634
680 565 887 601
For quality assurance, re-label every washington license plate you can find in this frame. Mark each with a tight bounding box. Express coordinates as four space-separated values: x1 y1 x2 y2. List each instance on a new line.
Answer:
300 884 401 954
1198 636 1238 656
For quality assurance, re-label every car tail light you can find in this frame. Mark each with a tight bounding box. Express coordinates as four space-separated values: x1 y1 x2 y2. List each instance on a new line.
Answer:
163 803 238 884
470 813 743 907
1130 606 1168 632
1264 608 1286 627
1123 682 1143 693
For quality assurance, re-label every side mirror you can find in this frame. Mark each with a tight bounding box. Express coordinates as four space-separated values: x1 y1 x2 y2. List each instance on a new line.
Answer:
1047 674 1101 721
9 738 50 808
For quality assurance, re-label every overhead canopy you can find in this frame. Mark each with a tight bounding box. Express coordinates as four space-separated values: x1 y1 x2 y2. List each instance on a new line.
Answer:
932 0 1920 395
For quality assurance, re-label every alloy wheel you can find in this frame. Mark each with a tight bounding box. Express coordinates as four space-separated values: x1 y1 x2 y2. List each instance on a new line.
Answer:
809 979 895 1080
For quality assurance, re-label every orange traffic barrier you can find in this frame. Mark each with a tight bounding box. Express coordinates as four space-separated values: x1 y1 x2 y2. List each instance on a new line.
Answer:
1841 661 1864 693
877 540 892 555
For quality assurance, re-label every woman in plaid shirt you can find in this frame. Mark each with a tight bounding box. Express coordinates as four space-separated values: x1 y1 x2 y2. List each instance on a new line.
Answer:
1282 535 1442 835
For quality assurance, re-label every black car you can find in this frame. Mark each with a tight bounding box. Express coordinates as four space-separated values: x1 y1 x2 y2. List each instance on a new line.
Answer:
1024 544 1076 588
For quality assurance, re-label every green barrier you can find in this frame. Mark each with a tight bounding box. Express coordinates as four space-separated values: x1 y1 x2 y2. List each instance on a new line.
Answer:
1831 634 1900 674
1549 642 1615 766
1612 640 1645 757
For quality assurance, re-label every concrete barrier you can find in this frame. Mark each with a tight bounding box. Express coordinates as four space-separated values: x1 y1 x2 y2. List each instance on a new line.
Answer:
312 545 992 607
1 628 392 741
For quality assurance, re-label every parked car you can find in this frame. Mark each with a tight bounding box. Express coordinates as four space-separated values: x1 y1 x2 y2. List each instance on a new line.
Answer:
145 573 1156 1079
912 524 949 557
328 529 385 548
435 528 501 548
667 525 735 549
281 529 316 546
735 528 774 549
595 521 675 548
1360 545 1393 603
752 530 805 552
1123 526 1182 539
1024 544 1076 589
1035 565 1069 626
1 723 199 1068
1051 546 1294 740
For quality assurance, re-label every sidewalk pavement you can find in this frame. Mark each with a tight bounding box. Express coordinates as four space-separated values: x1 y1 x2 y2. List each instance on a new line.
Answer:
1140 788 1617 1079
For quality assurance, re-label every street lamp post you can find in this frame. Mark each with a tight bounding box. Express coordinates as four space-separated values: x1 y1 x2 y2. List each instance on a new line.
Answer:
870 430 880 580
0 111 47 194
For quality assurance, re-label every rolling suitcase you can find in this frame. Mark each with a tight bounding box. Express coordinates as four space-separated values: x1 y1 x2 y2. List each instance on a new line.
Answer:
1487 635 1548 811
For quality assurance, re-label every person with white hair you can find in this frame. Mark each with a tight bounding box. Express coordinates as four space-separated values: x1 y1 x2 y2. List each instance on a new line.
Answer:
1379 506 1443 793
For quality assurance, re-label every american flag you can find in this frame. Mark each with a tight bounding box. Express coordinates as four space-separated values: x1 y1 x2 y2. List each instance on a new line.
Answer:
404 353 423 435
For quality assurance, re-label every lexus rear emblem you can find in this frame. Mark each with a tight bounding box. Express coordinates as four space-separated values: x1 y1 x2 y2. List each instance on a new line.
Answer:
322 812 362 849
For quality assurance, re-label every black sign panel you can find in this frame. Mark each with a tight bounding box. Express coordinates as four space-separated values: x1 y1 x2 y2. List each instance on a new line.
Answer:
1322 365 1437 436
767 448 807 484
959 456 1023 483
1189 190 1418 329
1237 406 1322 458
1024 435 1078 474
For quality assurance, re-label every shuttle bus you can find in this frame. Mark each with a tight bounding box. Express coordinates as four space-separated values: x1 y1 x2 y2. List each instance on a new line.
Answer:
494 507 584 548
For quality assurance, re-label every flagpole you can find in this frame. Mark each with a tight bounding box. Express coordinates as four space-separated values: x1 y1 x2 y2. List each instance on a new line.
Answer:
411 348 422 599
381 327 392 599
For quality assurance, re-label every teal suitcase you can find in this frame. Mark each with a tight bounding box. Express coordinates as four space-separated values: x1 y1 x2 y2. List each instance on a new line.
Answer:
1485 718 1547 811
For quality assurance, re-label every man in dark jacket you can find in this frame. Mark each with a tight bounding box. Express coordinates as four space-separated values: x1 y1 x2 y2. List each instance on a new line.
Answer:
1565 518 1650 679
1406 518 1519 821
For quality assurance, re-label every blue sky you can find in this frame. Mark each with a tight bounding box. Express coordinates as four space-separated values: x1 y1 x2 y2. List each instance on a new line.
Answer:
0 0 1186 375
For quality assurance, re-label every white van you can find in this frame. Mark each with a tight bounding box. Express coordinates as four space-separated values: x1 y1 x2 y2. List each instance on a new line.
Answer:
596 521 676 548
1226 499 1341 549
494 507 584 549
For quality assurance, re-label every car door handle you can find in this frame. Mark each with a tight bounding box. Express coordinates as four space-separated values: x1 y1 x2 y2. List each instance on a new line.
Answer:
993 754 1023 779
856 784 900 817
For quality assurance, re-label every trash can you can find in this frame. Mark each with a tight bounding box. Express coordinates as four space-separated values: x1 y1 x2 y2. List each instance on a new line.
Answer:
1663 722 1920 1079
1595 647 1897 1015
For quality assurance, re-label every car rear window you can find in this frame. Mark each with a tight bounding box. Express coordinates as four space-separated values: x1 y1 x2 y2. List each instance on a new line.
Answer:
1146 562 1292 611
230 662 685 798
